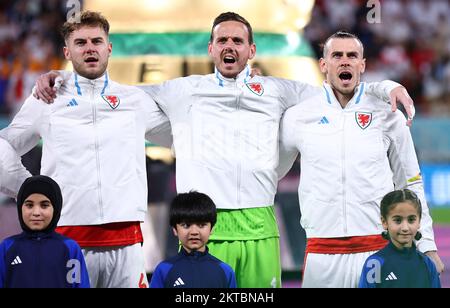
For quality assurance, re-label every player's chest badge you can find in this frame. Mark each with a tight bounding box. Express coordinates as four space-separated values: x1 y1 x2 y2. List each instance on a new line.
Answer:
355 112 372 129
246 82 264 96
102 95 120 110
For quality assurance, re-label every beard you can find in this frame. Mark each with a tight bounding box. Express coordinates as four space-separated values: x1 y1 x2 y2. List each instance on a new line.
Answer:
73 60 108 80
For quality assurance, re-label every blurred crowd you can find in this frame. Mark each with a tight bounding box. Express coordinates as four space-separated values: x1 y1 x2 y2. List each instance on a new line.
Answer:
305 0 450 116
0 0 66 116
1 0 449 117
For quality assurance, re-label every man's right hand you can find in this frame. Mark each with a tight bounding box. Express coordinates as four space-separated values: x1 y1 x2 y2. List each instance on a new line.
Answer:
33 71 63 103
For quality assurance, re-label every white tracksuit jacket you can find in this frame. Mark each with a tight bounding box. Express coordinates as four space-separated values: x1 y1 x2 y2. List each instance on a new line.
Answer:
141 65 400 210
0 138 31 197
0 72 170 226
278 82 436 253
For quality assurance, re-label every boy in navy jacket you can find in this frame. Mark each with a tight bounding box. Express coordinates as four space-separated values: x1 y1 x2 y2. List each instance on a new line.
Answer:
0 175 90 288
150 192 236 288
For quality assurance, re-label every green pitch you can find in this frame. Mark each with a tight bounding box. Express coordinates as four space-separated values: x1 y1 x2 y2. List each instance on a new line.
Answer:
431 208 450 224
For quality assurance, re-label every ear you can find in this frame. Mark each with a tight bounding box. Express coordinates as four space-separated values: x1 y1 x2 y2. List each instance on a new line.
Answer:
208 42 213 56
381 216 388 230
172 227 178 237
63 46 71 61
248 43 256 60
108 42 112 57
319 58 327 74
360 58 366 74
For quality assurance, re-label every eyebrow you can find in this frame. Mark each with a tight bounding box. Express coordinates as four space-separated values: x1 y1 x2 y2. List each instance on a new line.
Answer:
23 200 51 204
216 36 244 42
73 37 104 42
392 214 417 218
331 51 360 57
391 215 404 218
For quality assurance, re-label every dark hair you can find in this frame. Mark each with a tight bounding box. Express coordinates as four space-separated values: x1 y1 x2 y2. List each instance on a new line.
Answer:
210 12 254 44
380 189 422 220
322 31 364 58
169 192 217 228
61 11 110 41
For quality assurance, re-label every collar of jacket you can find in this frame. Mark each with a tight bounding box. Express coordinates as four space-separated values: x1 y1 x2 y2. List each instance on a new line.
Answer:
70 71 110 96
214 65 251 88
322 81 367 108
387 240 417 258
20 230 55 240
180 246 209 258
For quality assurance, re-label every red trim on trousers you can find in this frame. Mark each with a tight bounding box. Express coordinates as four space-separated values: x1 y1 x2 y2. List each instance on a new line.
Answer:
306 235 388 254
56 222 143 248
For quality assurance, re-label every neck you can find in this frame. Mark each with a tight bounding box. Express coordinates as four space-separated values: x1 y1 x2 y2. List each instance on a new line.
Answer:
333 90 353 108
391 240 413 250
222 72 238 79
215 65 249 80
183 245 206 254
74 70 106 80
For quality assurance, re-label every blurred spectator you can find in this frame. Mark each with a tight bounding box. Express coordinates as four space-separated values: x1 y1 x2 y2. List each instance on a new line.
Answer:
0 0 70 242
0 0 65 116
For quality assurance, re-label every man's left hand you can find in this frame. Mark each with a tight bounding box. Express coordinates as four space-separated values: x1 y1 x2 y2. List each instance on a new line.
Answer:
390 86 415 127
425 251 445 274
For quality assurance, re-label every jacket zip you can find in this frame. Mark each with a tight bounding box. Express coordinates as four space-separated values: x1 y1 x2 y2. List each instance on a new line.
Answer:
342 112 347 234
36 236 41 288
235 85 242 206
91 84 104 220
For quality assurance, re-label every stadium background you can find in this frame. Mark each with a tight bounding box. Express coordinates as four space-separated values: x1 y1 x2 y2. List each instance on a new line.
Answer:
0 0 449 287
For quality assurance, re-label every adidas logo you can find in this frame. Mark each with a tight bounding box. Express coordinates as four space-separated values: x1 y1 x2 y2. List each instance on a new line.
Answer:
385 272 397 281
173 277 185 287
318 116 330 124
11 256 22 265
67 98 78 107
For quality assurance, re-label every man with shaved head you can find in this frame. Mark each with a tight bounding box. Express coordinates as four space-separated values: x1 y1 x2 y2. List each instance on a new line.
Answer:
278 31 444 287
